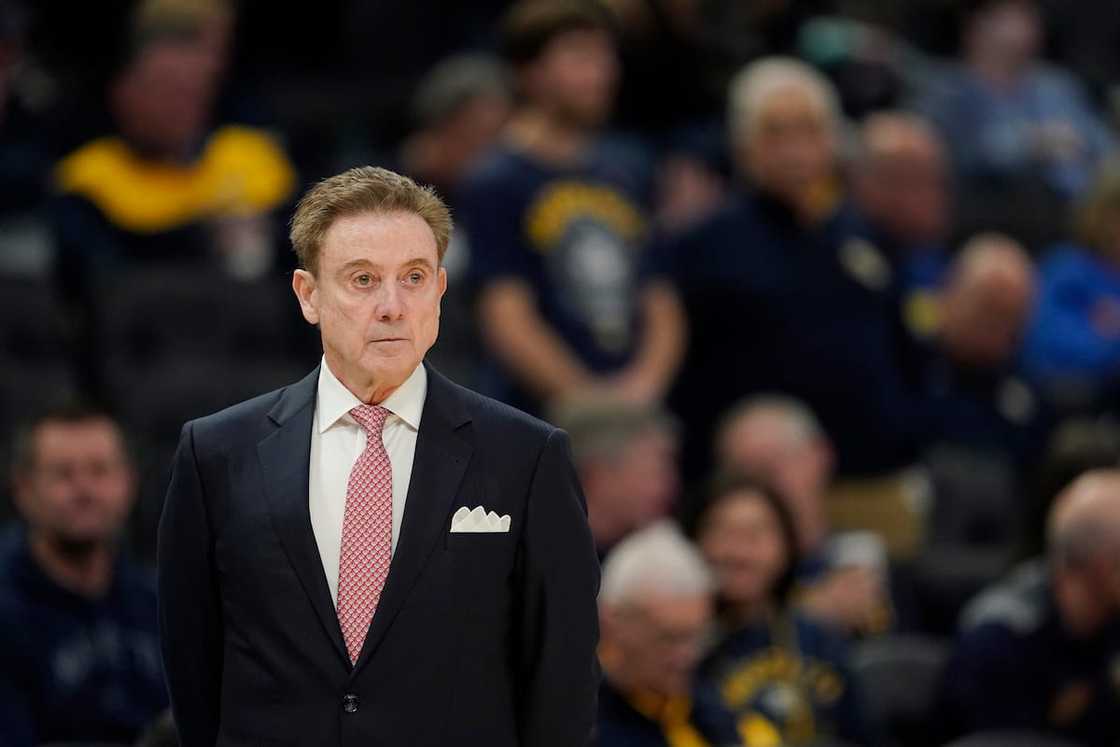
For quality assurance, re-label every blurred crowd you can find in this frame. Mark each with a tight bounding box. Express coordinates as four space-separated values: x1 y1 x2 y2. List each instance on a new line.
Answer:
5 0 1120 745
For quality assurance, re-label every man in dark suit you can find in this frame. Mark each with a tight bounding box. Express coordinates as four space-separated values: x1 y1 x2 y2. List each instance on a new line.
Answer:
157 165 601 746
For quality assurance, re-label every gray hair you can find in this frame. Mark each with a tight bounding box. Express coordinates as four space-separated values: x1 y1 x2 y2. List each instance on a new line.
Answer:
727 56 841 144
718 394 824 450
599 520 715 606
412 53 510 128
552 400 678 467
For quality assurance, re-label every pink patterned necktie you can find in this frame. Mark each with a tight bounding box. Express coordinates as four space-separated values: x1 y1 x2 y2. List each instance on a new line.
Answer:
336 403 393 665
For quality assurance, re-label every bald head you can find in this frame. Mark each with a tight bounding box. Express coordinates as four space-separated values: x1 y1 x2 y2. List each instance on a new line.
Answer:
1047 469 1120 636
940 233 1036 367
853 112 950 246
1049 469 1120 565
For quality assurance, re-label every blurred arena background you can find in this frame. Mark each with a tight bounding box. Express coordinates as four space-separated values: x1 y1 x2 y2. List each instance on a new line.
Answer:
5 0 1120 745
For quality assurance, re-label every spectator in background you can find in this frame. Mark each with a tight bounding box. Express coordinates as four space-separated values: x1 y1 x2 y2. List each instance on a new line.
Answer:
0 403 166 746
1023 162 1120 405
851 111 953 341
460 0 686 415
396 53 513 387
596 520 741 747
555 400 679 558
914 0 1113 202
693 474 875 747
939 469 1120 746
911 233 1047 465
401 53 512 206
670 56 925 557
50 0 295 295
716 396 894 636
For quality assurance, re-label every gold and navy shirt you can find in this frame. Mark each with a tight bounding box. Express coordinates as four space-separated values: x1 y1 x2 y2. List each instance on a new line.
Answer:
459 142 660 408
698 614 875 747
595 676 744 747
56 125 294 235
51 125 295 270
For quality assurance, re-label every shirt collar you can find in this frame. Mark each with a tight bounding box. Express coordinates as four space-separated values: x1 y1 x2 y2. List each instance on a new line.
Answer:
316 356 427 434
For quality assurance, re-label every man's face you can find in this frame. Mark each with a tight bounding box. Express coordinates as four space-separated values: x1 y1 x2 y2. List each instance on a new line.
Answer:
437 92 512 184
590 429 679 532
112 38 220 157
15 419 135 548
942 265 1035 368
856 139 950 246
1053 556 1120 638
699 492 789 606
526 27 618 129
970 1 1041 70
743 86 836 204
294 211 446 394
604 593 712 695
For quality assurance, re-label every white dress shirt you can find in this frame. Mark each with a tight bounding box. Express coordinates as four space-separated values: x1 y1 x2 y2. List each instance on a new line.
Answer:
309 357 427 608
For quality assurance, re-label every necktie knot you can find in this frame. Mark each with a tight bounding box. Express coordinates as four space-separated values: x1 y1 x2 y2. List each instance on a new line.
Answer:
350 404 390 437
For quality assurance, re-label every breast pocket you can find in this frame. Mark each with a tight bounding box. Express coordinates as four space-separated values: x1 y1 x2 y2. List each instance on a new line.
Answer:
444 529 515 552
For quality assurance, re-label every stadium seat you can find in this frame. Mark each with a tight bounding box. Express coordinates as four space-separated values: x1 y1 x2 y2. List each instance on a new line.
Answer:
93 263 311 367
852 634 951 747
925 446 1019 548
912 545 1013 636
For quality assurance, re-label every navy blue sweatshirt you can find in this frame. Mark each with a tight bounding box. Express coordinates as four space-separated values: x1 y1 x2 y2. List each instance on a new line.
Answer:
669 191 922 479
0 526 168 746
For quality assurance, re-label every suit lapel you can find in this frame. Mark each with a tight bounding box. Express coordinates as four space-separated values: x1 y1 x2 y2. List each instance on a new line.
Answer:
257 366 351 667
351 363 473 676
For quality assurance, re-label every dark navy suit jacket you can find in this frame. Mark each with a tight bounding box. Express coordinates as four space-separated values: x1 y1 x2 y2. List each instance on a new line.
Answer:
157 363 600 746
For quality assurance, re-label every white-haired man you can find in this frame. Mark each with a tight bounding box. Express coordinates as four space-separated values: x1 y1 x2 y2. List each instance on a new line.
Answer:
669 56 924 556
596 521 740 746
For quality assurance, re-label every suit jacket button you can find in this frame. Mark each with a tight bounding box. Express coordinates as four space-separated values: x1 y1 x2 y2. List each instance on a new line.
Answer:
342 693 360 713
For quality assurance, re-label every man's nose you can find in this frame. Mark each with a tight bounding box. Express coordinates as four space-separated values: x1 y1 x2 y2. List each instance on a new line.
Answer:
373 282 405 320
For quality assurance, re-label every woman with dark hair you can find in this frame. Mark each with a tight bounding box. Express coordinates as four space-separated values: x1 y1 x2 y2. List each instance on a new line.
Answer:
692 472 876 747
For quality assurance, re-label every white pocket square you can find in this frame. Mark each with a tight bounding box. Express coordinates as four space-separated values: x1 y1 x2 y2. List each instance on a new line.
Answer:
450 505 511 533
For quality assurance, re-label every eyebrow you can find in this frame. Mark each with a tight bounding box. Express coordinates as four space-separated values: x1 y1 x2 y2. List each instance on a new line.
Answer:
336 257 435 274
402 257 436 271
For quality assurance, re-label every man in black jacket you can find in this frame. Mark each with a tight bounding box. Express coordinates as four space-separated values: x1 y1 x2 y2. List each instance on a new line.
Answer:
157 165 600 746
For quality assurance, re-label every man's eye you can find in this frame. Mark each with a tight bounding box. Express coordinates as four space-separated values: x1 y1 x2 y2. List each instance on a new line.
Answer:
356 274 372 286
407 272 424 284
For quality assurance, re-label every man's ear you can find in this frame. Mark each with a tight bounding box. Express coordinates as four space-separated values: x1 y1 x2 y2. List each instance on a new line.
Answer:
292 269 320 326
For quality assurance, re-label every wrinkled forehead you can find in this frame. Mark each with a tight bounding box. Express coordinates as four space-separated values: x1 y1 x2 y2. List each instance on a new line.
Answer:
741 78 834 137
319 210 439 271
